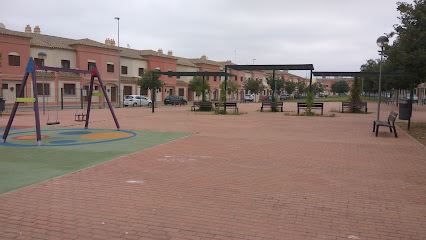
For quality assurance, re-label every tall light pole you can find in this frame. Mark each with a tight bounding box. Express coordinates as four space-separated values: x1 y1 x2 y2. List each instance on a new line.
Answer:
114 17 121 107
376 36 389 121
38 52 47 115
360 64 368 97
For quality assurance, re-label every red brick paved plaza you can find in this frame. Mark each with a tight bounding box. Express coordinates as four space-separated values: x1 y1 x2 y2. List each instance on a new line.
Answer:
1 102 425 239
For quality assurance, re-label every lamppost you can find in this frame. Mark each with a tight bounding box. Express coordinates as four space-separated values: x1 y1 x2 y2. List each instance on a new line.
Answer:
360 64 368 97
114 17 121 107
38 52 47 115
151 67 160 113
376 36 389 121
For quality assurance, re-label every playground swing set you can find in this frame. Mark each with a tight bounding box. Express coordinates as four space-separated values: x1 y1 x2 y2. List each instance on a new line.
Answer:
1 57 120 146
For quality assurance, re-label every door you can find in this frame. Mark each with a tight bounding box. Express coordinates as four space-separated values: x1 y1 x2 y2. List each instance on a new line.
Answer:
111 86 117 102
16 84 24 98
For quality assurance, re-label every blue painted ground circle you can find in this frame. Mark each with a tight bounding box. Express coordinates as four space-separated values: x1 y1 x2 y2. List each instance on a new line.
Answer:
50 140 77 144
59 131 92 135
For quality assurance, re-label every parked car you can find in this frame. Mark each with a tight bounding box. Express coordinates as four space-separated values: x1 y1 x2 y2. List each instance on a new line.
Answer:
164 95 187 105
279 94 290 100
124 95 152 107
294 94 306 99
318 93 325 98
259 95 272 101
402 93 419 103
244 94 254 102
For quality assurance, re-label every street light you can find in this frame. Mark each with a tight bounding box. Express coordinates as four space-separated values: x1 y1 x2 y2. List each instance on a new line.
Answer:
376 36 389 121
38 51 47 115
114 17 121 107
360 64 368 96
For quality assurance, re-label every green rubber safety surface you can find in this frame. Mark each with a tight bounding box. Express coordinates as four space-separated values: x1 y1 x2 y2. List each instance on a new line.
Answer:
0 127 191 194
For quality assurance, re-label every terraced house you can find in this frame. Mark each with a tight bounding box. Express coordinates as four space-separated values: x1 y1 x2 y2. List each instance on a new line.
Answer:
0 25 309 106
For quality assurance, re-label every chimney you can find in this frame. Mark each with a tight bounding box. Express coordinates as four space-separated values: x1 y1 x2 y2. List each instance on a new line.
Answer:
201 55 207 60
105 38 111 45
111 39 116 46
34 25 40 34
25 25 32 33
158 48 163 54
167 50 173 56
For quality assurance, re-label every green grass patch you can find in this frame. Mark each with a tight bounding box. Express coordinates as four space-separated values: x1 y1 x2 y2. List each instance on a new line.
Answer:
0 127 191 194
396 122 426 146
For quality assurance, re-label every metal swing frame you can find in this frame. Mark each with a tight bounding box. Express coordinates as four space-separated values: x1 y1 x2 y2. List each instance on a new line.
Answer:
1 57 120 146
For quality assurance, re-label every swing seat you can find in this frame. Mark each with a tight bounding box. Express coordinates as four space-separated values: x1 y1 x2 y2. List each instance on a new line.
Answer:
47 121 60 125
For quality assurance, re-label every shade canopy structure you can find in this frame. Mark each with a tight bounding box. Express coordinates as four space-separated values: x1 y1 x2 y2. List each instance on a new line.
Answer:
150 71 237 113
223 64 315 111
225 64 314 71
312 71 409 77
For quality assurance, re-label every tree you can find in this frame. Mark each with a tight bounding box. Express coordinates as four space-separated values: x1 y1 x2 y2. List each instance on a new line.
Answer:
243 78 264 99
188 76 210 102
266 77 285 96
221 80 240 101
383 0 426 88
331 80 350 94
311 82 325 95
284 80 296 94
296 81 306 95
137 70 163 95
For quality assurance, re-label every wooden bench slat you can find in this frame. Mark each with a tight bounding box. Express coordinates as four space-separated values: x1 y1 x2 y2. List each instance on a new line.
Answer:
297 102 323 115
373 111 398 138
261 102 283 112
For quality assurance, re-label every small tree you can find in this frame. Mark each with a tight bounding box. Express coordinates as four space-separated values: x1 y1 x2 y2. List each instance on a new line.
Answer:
188 76 210 102
348 78 362 112
284 80 296 95
244 78 264 100
221 80 240 101
296 81 306 95
331 81 350 94
311 82 324 95
266 77 285 99
137 70 163 97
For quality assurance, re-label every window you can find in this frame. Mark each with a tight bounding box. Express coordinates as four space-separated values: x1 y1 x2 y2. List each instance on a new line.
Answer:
37 83 50 96
107 64 114 73
168 70 172 78
8 54 20 66
123 86 132 95
179 88 184 97
234 76 237 81
88 62 96 71
2 83 8 89
64 84 75 95
214 76 217 81
34 58 43 67
61 60 70 69
94 86 99 91
240 76 243 81
138 68 144 77
122 66 128 75
177 75 180 79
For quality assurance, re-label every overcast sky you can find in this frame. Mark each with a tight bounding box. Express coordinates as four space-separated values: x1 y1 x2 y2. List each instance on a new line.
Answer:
1 0 412 77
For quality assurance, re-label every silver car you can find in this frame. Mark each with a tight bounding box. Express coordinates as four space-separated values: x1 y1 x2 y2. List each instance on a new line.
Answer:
124 95 152 107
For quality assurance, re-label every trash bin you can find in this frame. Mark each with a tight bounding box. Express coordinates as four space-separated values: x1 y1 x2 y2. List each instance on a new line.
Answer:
399 103 410 120
0 97 5 113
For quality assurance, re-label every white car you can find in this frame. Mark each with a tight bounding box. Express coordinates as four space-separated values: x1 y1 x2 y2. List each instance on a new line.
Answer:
124 95 152 107
244 94 254 102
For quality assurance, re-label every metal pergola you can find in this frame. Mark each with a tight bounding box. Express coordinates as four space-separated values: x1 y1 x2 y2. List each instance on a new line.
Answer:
224 64 314 111
313 71 413 129
151 71 236 113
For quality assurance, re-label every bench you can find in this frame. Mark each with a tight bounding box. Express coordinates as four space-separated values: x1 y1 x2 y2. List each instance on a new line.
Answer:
297 102 324 115
261 102 283 112
191 101 212 111
373 111 398 138
75 113 86 122
342 102 367 113
214 102 238 112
